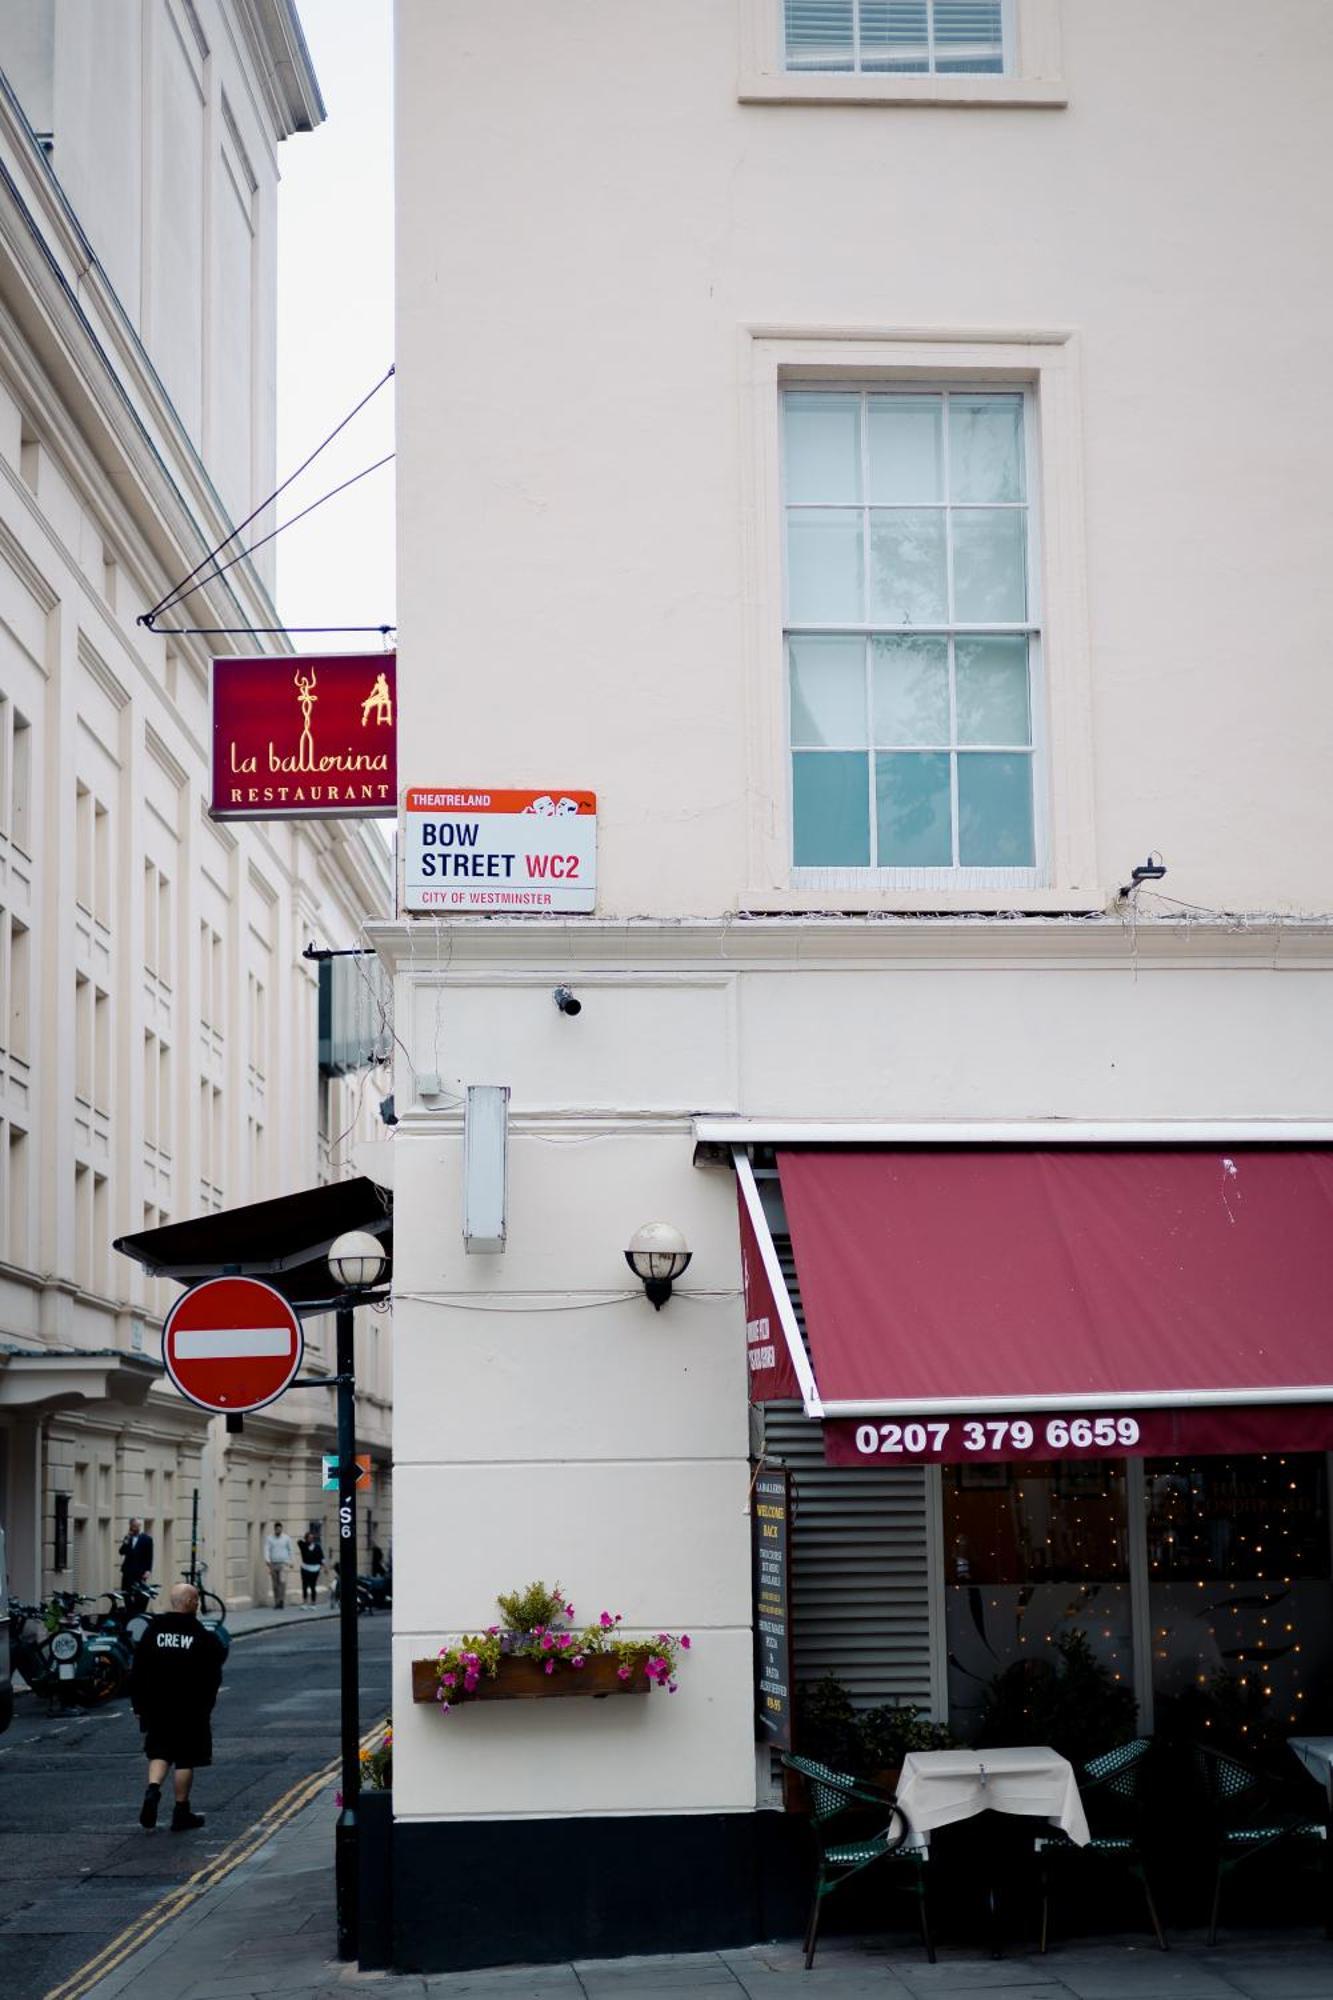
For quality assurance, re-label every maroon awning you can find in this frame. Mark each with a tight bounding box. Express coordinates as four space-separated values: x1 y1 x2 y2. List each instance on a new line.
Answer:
767 1146 1333 1464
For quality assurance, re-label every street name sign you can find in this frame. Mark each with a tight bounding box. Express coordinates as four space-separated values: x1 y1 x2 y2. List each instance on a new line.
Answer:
323 1452 373 1493
402 788 597 912
163 1277 304 1414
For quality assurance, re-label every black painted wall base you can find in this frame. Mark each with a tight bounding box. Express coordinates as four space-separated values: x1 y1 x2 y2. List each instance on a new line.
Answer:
391 1809 810 1974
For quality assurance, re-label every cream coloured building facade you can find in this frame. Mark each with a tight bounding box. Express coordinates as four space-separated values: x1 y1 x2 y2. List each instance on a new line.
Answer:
0 1 393 1612
381 0 1333 1970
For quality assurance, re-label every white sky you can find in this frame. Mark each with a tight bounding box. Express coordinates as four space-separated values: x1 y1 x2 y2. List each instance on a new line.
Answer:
275 0 395 651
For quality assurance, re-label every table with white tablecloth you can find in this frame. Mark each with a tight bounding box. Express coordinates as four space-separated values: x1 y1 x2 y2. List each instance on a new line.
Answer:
895 1746 1090 1849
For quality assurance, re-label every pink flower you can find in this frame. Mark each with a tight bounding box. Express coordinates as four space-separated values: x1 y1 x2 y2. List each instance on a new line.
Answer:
668 1680 679 1694
599 1612 614 1629
572 1655 585 1669
486 1624 499 1636
617 1665 631 1682
334 1790 344 1809
565 1602 576 1617
543 1659 555 1675
441 1671 456 1688
680 1635 692 1650
533 1624 545 1637
540 1633 555 1652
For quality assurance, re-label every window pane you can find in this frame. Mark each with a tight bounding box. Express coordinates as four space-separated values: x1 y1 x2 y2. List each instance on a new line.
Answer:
860 0 929 73
867 395 943 502
950 395 1025 502
784 0 854 69
932 0 1004 74
787 509 863 622
956 636 1030 746
785 393 862 504
793 751 870 865
872 635 949 745
876 751 952 866
1147 1457 1332 1748
958 752 1035 866
869 509 947 623
952 508 1027 622
790 636 868 747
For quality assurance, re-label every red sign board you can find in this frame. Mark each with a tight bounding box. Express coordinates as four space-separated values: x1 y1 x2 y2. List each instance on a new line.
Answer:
210 653 396 820
823 1402 1333 1468
163 1277 304 1414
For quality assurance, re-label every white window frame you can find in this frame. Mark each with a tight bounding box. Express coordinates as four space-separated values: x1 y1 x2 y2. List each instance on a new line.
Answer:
782 0 1014 79
784 385 1045 890
739 0 1066 109
738 327 1098 913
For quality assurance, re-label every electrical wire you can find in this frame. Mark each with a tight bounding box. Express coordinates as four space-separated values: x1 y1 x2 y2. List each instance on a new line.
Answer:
141 364 394 623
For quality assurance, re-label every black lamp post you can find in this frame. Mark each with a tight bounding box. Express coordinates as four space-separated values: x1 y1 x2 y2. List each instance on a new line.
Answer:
326 1228 387 1962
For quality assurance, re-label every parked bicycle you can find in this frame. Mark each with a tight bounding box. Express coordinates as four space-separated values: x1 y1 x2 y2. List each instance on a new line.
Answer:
187 1560 228 1624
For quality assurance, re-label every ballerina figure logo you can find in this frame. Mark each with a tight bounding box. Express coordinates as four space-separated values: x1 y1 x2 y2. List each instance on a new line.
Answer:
361 671 393 728
293 667 318 772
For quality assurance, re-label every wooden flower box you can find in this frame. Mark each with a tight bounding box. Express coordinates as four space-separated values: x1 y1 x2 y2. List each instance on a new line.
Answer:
411 1653 651 1704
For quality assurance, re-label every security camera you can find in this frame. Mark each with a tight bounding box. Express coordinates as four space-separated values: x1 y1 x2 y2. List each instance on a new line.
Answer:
553 986 582 1017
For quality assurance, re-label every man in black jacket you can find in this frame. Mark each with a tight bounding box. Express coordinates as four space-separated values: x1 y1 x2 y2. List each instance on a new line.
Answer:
118 1518 153 1594
130 1580 225 1832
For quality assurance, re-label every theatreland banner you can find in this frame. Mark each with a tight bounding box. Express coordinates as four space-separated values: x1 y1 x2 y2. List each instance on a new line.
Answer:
210 653 397 819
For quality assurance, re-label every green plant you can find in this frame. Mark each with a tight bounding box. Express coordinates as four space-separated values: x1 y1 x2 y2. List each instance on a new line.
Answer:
360 1726 392 1790
859 1702 954 1770
976 1629 1137 1767
795 1675 954 1775
433 1581 692 1711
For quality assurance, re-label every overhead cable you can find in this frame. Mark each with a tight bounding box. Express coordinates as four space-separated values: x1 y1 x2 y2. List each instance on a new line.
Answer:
138 363 395 629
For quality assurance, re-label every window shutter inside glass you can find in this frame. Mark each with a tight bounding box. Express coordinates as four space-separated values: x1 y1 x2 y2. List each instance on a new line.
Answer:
860 1 930 74
784 0 856 71
931 0 1004 74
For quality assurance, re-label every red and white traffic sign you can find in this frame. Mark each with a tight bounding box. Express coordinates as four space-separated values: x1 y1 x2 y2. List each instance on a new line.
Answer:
162 1277 303 1414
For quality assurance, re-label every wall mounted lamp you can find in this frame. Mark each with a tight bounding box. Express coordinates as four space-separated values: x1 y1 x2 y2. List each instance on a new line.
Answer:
625 1222 692 1310
327 1229 388 1293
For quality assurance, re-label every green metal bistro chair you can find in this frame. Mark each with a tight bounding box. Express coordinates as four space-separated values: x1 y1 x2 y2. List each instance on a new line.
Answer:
1192 1744 1331 1945
782 1753 934 1966
1033 1737 1166 1953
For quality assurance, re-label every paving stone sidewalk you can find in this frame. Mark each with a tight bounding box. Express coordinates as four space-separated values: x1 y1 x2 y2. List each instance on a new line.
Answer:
79 1793 1333 2000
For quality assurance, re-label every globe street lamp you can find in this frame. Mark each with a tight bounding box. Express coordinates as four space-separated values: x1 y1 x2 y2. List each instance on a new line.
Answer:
327 1229 387 1961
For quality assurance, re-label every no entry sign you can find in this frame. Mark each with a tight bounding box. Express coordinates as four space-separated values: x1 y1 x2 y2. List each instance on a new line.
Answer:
163 1277 304 1414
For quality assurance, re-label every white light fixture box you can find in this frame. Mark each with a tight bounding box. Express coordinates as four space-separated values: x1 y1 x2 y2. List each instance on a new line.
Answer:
463 1084 510 1255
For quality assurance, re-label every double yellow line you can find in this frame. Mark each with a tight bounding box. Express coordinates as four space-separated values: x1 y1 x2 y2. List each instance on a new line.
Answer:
44 1719 388 2000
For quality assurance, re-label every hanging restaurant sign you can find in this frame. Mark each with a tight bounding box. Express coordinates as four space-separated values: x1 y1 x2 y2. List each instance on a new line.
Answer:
210 653 396 819
402 788 597 912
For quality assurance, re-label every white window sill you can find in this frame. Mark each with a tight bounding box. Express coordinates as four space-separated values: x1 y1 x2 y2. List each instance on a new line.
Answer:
738 70 1067 110
744 888 1107 915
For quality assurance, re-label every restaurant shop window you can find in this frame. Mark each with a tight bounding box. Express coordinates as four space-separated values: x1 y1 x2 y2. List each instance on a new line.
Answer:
1147 1454 1333 1743
943 1460 1132 1741
939 1452 1333 1743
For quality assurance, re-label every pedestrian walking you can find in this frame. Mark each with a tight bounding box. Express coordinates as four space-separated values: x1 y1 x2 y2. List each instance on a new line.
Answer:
118 1517 154 1593
131 1580 224 1833
264 1521 294 1607
297 1525 324 1605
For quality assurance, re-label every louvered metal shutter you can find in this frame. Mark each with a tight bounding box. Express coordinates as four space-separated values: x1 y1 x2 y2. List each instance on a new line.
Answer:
762 1241 933 1711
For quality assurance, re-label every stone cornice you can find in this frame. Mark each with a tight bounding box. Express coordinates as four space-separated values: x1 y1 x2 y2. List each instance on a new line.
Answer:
366 913 1333 976
234 0 327 139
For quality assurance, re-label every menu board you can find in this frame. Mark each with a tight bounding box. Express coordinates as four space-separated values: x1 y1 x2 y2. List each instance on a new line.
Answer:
751 1468 792 1750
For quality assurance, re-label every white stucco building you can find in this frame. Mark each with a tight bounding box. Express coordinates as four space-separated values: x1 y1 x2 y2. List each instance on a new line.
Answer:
0 1 394 1612
382 0 1333 1969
